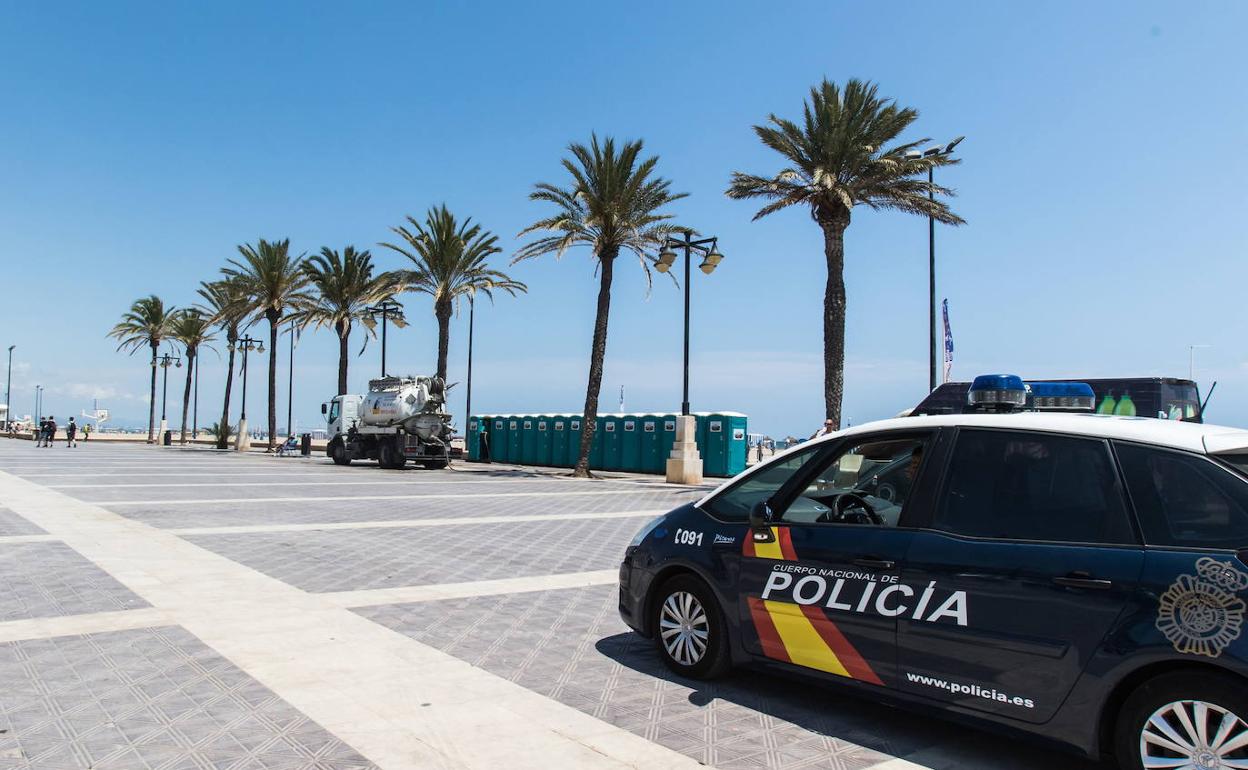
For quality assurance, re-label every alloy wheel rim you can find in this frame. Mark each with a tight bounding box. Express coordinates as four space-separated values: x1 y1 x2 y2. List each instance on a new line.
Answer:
659 591 709 666
1141 699 1248 769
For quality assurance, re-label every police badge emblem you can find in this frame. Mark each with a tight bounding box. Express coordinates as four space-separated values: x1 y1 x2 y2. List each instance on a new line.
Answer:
1156 557 1248 658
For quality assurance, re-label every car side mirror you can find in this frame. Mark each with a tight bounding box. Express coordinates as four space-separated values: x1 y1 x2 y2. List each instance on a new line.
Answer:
321 403 327 415
749 501 776 543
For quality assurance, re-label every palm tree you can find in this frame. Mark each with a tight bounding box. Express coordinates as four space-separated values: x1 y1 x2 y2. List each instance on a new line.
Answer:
727 78 963 428
169 309 216 445
515 135 684 477
224 239 312 450
107 295 177 443
381 205 526 382
296 246 403 395
197 277 251 449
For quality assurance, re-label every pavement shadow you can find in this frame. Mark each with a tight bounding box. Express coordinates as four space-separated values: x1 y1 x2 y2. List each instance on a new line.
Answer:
594 632 1108 770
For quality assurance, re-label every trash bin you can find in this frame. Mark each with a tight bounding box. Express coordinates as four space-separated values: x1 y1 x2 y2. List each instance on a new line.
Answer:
162 430 172 446
300 433 312 456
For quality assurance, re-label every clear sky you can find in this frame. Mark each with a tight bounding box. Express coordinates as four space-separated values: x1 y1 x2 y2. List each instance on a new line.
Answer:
2 1 1246 438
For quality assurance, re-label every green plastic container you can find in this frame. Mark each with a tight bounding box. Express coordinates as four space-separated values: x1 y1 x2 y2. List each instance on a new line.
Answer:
1114 392 1137 417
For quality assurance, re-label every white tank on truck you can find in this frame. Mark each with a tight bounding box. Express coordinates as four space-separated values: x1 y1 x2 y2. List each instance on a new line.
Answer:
322 375 455 469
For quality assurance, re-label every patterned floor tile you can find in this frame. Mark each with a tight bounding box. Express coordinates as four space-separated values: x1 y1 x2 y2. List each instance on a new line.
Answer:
0 508 43 537
0 542 148 621
0 626 376 770
184 515 652 592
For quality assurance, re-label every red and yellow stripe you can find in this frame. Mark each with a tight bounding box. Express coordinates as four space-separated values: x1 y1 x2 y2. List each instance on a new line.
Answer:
743 526 883 686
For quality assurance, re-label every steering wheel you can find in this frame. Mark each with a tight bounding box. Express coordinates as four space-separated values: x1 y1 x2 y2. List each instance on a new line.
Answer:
819 492 883 525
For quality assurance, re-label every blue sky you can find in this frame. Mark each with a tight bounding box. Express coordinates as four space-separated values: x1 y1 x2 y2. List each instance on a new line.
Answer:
2 1 1246 437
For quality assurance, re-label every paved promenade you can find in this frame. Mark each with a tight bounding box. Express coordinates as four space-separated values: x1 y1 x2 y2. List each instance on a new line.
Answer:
0 440 1102 769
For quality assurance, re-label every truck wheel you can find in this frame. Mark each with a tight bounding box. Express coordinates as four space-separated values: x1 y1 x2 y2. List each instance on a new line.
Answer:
330 441 351 466
423 459 449 470
1114 670 1248 770
651 574 731 680
377 442 396 469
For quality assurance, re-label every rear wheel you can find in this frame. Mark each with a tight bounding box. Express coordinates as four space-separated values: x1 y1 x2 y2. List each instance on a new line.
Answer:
651 574 731 680
1114 670 1248 770
330 440 351 466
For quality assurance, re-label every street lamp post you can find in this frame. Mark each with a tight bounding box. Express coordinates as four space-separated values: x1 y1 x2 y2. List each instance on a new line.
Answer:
465 293 475 422
192 356 199 440
4 345 13 431
654 231 724 484
35 385 42 425
286 324 297 439
230 335 263 451
366 300 403 378
157 353 182 443
908 136 964 392
1189 344 1211 381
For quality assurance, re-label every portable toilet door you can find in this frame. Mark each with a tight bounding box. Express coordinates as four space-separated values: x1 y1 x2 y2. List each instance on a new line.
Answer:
489 417 509 463
620 416 642 472
467 417 482 460
701 414 729 476
519 417 537 465
568 416 585 469
508 417 524 463
535 416 553 466
724 414 748 476
639 415 662 473
589 416 607 470
551 416 569 467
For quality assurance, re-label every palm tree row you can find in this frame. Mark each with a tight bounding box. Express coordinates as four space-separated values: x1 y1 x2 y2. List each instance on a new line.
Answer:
111 208 526 450
110 77 960 474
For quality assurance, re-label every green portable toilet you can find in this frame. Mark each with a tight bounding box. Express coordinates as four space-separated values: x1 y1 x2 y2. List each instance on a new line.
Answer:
639 415 662 473
489 417 509 463
519 417 537 465
659 414 680 469
568 415 585 469
620 416 642 471
699 412 749 476
588 416 606 469
551 416 569 466
467 416 482 460
507 417 524 463
534 416 553 466
603 415 625 470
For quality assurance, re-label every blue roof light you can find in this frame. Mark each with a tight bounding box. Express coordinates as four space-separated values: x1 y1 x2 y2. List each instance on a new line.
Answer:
968 374 1028 410
1029 381 1095 412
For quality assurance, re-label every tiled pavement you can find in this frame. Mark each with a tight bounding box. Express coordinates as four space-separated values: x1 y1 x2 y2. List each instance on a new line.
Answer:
0 440 1104 769
0 626 376 770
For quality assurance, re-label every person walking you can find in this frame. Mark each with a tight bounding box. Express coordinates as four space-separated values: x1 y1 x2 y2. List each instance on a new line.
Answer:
44 416 56 448
66 417 77 448
35 418 46 447
83 423 91 441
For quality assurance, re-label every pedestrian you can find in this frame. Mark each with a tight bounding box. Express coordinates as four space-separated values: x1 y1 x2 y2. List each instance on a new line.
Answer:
810 418 835 440
44 416 56 448
755 441 764 463
66 417 77 448
35 418 45 447
83 423 91 441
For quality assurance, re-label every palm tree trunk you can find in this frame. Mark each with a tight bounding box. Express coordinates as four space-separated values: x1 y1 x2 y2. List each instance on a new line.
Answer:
147 341 158 443
179 348 195 444
267 311 279 449
574 250 616 478
435 298 452 382
820 215 849 429
336 320 349 396
218 334 236 450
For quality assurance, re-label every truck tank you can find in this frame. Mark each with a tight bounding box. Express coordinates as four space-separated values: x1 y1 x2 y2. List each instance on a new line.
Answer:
359 376 450 440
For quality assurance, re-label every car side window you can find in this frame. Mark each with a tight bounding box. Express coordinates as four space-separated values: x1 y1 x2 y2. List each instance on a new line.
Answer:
705 445 823 522
776 436 930 527
933 430 1133 544
1115 443 1248 550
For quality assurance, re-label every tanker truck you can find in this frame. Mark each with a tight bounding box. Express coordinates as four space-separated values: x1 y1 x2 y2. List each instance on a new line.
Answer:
322 375 454 469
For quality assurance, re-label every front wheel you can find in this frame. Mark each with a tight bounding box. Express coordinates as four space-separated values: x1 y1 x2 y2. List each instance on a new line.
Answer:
330 441 351 466
651 574 731 680
1115 670 1248 770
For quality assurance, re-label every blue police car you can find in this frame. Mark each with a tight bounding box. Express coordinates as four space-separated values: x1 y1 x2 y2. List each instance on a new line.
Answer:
619 377 1248 770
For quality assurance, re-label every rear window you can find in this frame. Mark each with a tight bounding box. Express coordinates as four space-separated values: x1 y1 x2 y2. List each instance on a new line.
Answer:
1115 443 1248 550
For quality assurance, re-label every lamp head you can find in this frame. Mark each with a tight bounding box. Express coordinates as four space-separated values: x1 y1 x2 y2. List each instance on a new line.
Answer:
698 249 724 275
256 344 265 354
656 249 677 273
945 136 965 153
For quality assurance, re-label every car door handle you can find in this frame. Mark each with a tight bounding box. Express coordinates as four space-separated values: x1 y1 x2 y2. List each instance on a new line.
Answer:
1052 572 1114 590
853 557 895 570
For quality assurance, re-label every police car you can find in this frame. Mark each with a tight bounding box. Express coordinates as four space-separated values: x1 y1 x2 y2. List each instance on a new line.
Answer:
619 376 1248 770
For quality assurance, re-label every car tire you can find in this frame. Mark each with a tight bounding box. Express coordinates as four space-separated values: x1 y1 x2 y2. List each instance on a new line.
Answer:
652 574 731 680
1114 670 1248 770
330 441 351 466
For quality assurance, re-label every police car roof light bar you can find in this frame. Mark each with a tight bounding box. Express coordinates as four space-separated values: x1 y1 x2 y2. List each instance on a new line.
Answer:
1028 381 1096 412
967 374 1028 411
